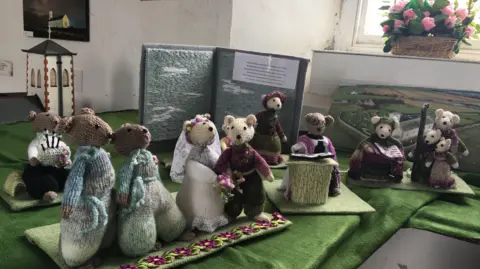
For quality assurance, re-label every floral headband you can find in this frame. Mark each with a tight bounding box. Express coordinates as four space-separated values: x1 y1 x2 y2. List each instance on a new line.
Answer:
185 116 211 144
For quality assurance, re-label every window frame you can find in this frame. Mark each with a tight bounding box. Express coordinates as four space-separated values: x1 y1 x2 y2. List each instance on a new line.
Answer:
335 0 480 60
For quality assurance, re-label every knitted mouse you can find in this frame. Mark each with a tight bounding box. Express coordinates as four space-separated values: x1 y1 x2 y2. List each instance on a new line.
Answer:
214 114 274 222
280 113 341 197
114 123 191 257
425 137 459 189
176 116 228 233
57 108 117 268
249 91 287 165
22 111 71 201
433 109 469 156
348 115 405 182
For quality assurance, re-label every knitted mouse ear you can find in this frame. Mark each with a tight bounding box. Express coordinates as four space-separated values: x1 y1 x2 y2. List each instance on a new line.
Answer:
58 116 74 133
325 115 335 126
27 111 36 121
203 113 211 119
80 107 95 115
183 120 193 132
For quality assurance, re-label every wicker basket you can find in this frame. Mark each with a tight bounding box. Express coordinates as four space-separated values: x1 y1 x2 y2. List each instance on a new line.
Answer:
392 36 458 59
287 159 336 205
3 171 25 197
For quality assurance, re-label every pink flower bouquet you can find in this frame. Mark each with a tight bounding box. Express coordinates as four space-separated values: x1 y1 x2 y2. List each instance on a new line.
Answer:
216 173 235 202
380 0 477 54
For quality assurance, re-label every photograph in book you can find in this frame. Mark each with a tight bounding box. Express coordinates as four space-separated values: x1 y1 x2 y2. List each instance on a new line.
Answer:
325 85 480 173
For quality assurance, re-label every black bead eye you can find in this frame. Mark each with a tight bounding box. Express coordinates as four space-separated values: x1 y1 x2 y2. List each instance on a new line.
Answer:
243 127 247 130
127 128 132 132
46 114 50 116
380 126 383 129
203 122 206 125
231 126 234 129
95 124 100 129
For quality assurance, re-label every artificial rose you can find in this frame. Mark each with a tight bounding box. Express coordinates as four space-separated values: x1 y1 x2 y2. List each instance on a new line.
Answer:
421 17 436 31
444 16 457 29
389 0 408 12
394 19 405 29
465 27 474 37
403 8 416 20
383 25 391 32
441 6 455 16
455 8 468 21
424 11 431 17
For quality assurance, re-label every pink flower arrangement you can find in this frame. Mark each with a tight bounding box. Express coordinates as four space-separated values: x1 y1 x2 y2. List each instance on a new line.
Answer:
380 0 475 55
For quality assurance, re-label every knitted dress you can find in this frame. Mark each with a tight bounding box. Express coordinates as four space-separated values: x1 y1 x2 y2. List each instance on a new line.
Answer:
249 109 286 165
117 149 165 257
176 146 228 232
349 134 404 179
427 151 458 189
60 146 116 268
434 126 468 155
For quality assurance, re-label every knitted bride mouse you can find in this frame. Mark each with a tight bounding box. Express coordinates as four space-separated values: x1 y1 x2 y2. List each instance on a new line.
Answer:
170 114 221 183
57 108 116 268
113 124 192 257
176 116 229 233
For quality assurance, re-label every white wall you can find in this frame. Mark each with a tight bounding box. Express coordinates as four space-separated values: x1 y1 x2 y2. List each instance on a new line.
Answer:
0 0 340 113
229 0 341 93
0 0 232 112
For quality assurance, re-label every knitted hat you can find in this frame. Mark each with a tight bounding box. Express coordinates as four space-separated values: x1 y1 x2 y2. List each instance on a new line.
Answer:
262 91 286 108
371 116 399 130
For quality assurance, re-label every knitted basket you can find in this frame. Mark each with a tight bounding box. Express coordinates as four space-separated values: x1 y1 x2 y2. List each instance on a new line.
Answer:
392 36 458 59
288 160 334 205
3 171 25 197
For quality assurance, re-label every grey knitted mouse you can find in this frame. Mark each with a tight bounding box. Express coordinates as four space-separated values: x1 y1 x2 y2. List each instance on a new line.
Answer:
113 123 194 257
57 108 117 268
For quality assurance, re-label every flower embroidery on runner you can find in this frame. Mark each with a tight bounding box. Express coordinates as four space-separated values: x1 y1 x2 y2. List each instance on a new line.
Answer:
118 212 288 269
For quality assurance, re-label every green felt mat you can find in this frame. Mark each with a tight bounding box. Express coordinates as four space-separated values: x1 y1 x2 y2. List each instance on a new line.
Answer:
347 171 475 196
264 180 375 214
0 190 63 212
408 185 480 241
25 213 292 269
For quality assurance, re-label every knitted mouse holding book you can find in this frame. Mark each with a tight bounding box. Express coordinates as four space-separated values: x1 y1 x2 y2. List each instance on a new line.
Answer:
57 108 117 268
348 115 405 182
22 111 71 202
249 91 287 165
113 123 192 257
214 114 274 222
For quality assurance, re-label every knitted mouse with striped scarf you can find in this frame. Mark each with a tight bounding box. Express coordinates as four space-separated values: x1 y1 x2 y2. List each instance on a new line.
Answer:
57 108 117 268
113 123 192 257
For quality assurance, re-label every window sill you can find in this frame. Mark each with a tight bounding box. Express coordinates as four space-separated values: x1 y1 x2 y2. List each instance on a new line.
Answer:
341 43 480 63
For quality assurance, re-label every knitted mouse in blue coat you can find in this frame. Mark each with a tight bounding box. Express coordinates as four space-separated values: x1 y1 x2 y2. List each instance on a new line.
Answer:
56 108 116 268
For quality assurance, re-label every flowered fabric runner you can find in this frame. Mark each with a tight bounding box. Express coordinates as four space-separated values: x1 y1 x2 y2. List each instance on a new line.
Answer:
118 212 288 269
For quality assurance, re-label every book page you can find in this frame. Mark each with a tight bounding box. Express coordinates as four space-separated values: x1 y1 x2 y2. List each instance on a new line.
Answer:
374 143 403 158
232 52 299 90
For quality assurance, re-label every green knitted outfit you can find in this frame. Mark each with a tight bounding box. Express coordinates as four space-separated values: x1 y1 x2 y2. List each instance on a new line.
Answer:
117 149 187 256
59 146 116 268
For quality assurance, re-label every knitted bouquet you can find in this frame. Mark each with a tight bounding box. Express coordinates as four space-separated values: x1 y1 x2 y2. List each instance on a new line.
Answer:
380 0 477 54
216 173 235 203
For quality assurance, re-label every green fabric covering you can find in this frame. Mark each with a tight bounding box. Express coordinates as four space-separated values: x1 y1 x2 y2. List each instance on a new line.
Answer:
265 181 375 214
407 185 480 241
347 172 475 196
25 211 292 269
0 110 479 269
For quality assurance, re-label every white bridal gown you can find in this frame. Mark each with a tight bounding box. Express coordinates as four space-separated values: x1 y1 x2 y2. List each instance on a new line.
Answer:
175 159 229 233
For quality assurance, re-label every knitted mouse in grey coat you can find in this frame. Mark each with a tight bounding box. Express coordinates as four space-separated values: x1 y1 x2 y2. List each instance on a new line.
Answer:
113 123 194 257
57 108 117 268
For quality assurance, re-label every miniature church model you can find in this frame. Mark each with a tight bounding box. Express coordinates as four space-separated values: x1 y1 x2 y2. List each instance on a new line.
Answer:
21 15 77 116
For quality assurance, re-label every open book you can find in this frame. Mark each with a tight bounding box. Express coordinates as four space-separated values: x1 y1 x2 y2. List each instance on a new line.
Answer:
290 152 334 160
374 143 403 158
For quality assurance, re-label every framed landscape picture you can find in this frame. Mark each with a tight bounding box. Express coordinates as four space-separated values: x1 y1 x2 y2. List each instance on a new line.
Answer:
23 0 90 42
